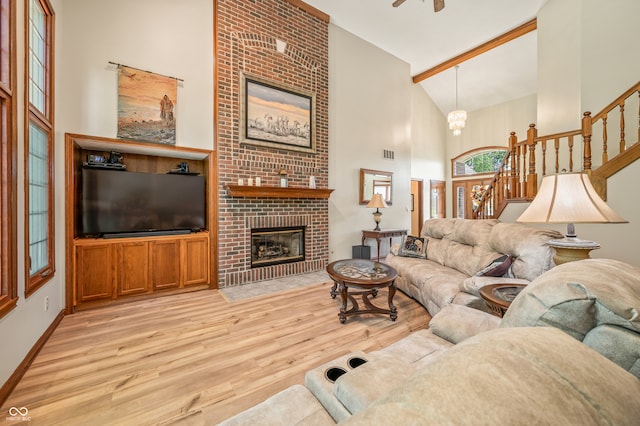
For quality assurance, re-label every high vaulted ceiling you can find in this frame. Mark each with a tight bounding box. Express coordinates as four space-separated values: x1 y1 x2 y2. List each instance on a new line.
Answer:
302 0 548 116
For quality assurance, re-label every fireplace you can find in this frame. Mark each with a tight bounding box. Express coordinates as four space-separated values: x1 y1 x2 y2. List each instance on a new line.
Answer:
251 226 305 268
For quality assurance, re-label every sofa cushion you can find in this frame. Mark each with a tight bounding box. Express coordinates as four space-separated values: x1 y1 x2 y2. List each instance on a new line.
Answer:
333 355 415 415
342 327 640 426
487 222 562 280
501 258 640 377
429 304 500 344
420 217 457 239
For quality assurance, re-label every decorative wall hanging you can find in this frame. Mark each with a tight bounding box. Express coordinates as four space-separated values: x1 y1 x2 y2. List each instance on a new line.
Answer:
115 63 179 145
240 72 315 154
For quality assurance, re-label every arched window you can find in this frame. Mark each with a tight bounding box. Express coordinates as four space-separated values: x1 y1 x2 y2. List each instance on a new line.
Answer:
451 146 508 177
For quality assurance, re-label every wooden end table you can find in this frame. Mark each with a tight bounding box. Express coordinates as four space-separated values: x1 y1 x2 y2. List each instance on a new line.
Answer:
327 259 398 324
361 229 407 261
479 283 527 318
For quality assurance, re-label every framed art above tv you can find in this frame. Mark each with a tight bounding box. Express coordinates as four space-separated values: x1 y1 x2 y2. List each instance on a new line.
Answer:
239 72 316 154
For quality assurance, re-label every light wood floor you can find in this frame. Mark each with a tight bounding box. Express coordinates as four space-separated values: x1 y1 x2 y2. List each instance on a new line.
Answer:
2 281 430 425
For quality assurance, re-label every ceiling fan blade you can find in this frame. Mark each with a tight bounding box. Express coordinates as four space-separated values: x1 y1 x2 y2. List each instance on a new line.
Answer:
392 0 407 7
434 0 445 12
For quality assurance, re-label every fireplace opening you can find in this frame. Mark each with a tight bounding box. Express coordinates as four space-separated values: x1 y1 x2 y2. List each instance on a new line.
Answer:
251 226 305 268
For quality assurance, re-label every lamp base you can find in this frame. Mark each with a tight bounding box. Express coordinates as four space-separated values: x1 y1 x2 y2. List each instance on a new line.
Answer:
547 238 600 265
372 210 382 231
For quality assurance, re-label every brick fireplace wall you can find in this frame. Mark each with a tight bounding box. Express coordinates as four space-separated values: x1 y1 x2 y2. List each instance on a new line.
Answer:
216 0 329 287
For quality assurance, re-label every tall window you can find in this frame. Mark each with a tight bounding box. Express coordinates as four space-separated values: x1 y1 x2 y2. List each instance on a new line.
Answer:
25 0 54 297
0 0 17 317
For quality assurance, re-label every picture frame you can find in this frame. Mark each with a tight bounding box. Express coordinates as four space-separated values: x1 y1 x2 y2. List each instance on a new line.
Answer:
240 72 315 154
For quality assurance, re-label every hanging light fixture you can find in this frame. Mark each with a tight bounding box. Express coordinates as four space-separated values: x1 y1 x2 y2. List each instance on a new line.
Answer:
447 65 467 136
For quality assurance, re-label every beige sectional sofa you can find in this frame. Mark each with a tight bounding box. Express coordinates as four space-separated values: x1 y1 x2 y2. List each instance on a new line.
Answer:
384 218 563 315
219 259 640 425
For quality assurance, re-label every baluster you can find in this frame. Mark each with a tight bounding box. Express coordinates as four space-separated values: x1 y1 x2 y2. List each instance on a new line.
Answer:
619 102 626 153
602 113 608 163
541 139 547 176
526 124 537 198
582 111 592 172
554 138 560 173
509 132 518 198
520 146 527 197
568 135 574 172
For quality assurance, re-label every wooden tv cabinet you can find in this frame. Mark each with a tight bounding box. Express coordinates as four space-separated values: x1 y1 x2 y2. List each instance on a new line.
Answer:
74 232 210 303
65 133 217 312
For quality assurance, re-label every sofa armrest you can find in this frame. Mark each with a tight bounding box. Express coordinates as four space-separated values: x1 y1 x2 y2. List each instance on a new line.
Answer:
429 304 500 344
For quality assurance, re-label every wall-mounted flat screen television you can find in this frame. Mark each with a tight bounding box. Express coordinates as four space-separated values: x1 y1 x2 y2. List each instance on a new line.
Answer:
81 168 206 238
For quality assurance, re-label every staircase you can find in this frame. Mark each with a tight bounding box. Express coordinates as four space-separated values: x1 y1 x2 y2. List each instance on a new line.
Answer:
474 81 640 219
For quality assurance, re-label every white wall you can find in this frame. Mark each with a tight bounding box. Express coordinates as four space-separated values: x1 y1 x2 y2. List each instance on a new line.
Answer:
328 25 413 260
410 84 448 219
581 0 640 114
0 0 213 390
58 0 214 148
537 0 582 134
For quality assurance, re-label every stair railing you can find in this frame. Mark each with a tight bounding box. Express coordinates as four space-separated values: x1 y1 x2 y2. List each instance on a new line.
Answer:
473 80 639 219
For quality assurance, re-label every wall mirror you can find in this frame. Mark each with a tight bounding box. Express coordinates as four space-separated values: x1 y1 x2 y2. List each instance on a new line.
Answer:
360 168 393 205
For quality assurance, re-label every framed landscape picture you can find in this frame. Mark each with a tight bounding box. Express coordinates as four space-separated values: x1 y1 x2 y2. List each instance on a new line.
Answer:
240 72 315 154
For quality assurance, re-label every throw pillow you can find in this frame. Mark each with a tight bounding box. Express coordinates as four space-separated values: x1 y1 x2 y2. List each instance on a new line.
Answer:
476 254 513 277
399 235 427 258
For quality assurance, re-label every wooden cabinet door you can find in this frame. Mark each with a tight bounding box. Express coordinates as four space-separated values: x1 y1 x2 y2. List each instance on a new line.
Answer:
151 240 181 289
183 237 209 286
118 241 150 296
76 244 115 302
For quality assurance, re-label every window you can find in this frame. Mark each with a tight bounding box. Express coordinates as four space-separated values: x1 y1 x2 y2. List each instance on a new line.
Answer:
24 0 54 297
452 147 508 177
0 0 17 318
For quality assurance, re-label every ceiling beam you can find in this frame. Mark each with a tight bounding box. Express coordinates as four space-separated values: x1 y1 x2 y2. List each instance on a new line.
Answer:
412 18 537 84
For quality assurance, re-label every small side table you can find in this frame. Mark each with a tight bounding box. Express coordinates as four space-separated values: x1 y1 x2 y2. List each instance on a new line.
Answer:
547 240 600 265
361 228 407 261
479 283 527 317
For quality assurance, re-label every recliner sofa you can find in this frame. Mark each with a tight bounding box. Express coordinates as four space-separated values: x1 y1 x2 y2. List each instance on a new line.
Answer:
384 218 563 315
219 259 640 425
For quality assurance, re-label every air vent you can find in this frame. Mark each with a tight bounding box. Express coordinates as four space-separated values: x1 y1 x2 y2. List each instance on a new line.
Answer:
383 149 395 160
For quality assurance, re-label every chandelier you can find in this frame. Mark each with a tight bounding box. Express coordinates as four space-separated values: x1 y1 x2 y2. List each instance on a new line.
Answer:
447 65 467 136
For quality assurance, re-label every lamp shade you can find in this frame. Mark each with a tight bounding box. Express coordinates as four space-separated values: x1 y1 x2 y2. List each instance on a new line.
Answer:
366 193 388 209
517 172 627 224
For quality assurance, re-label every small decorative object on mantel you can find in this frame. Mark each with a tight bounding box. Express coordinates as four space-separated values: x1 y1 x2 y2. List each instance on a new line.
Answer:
279 169 288 188
309 175 316 189
255 177 261 186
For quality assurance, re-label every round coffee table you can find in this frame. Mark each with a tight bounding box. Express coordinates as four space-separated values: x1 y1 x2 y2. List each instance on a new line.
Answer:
479 283 527 317
326 259 398 324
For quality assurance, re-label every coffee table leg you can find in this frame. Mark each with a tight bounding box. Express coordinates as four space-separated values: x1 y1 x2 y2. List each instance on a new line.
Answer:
388 282 397 321
330 279 338 299
339 282 348 323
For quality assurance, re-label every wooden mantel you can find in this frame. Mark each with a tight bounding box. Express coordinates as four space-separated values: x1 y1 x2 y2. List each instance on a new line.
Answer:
226 185 333 199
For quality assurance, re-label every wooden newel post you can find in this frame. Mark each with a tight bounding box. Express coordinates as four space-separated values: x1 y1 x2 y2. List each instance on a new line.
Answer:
582 111 593 171
526 124 537 198
508 131 518 198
